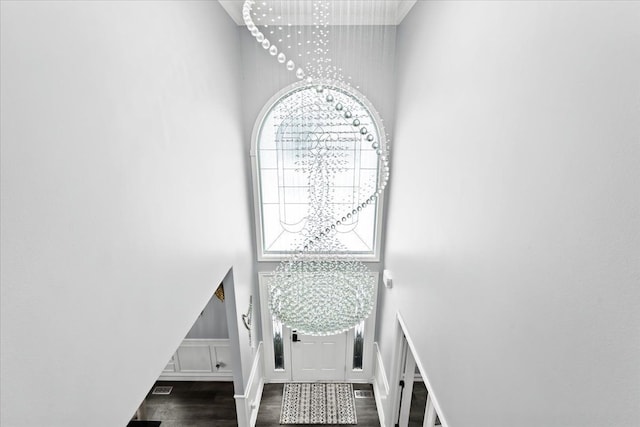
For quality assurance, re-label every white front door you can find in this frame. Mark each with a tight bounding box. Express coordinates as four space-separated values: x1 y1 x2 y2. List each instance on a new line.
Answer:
290 330 347 381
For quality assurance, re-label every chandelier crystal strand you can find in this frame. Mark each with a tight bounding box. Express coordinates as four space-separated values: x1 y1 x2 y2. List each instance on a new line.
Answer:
243 0 307 81
244 1 391 335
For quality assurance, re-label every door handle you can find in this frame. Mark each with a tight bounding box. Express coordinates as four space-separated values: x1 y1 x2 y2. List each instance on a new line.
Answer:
292 332 301 342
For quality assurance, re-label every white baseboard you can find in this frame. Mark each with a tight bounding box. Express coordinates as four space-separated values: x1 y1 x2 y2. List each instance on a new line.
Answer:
157 374 233 381
234 342 264 427
372 342 390 427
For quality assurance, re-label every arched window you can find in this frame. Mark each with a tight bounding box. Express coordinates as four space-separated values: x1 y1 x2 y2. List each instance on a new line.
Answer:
251 81 386 261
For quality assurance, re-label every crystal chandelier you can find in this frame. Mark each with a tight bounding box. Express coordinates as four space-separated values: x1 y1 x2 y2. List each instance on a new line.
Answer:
243 0 390 336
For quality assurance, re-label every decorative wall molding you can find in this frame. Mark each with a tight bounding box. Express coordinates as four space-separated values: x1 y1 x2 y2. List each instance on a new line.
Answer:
373 342 390 427
159 339 233 381
234 343 265 427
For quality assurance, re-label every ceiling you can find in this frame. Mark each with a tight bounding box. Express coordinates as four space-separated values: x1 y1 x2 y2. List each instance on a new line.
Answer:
218 0 417 26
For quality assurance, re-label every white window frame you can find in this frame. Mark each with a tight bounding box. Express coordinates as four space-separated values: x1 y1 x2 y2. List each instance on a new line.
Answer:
250 81 386 262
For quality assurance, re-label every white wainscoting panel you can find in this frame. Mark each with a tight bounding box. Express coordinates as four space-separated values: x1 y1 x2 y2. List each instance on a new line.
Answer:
159 339 233 381
373 342 390 427
177 345 214 372
235 342 264 427
162 354 177 373
214 345 233 373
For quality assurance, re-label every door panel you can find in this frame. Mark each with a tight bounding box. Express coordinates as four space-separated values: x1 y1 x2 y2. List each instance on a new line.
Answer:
291 331 347 381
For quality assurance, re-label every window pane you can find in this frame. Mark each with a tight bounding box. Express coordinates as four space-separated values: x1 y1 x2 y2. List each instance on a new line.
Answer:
256 84 384 256
353 320 365 370
273 317 285 370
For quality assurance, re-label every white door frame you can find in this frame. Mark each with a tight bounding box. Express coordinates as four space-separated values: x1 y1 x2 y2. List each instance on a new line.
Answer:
258 271 378 382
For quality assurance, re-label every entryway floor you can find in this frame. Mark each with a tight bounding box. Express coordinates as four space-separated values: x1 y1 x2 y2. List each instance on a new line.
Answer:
133 381 237 427
133 381 380 426
256 383 379 426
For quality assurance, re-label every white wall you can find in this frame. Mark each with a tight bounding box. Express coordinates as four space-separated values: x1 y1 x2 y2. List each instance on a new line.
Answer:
185 291 229 339
380 1 640 426
0 1 254 426
240 25 397 146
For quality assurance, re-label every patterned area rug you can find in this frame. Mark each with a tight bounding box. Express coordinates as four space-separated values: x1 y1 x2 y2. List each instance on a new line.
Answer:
280 383 357 425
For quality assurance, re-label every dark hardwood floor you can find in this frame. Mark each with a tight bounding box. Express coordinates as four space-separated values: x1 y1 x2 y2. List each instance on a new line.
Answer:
408 381 428 427
408 381 441 427
133 381 381 426
133 381 237 427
